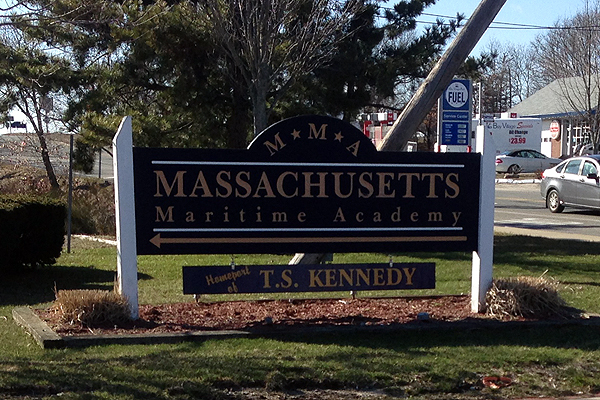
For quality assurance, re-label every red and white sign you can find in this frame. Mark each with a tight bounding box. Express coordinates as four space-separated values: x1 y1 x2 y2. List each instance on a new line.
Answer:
550 120 560 140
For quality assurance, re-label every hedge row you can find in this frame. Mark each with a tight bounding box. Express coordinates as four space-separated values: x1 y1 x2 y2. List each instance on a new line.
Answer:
0 195 66 271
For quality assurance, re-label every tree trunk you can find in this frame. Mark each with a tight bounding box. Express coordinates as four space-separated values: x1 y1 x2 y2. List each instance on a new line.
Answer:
252 94 268 137
251 67 271 136
35 130 60 190
226 71 252 149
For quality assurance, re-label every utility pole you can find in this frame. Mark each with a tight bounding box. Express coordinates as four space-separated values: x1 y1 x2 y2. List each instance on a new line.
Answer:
290 0 507 266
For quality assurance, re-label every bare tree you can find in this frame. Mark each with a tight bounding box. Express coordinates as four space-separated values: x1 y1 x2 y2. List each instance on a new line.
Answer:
479 40 542 114
202 0 362 135
533 0 600 151
0 25 71 190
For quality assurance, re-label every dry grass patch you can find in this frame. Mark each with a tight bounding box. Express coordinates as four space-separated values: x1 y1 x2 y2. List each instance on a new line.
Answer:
53 289 131 327
485 274 573 319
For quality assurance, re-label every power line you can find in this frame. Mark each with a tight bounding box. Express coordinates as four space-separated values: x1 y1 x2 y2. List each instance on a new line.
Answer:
381 8 600 33
418 11 600 33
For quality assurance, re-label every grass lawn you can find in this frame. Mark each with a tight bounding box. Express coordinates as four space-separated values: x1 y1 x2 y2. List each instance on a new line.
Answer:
1 234 600 399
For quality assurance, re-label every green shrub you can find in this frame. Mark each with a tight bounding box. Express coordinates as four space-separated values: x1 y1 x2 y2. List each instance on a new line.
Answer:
0 195 66 272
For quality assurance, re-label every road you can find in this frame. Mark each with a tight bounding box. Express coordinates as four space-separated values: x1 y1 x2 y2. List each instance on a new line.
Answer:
494 183 600 242
0 133 114 179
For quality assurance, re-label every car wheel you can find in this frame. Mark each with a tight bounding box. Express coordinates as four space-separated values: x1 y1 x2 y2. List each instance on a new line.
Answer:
546 189 564 213
507 164 521 174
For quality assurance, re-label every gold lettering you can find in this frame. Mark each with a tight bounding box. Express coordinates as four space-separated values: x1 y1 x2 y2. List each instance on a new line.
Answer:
205 274 215 286
216 171 232 198
260 270 274 288
154 170 186 197
452 211 461 227
445 173 460 198
155 206 174 222
281 270 293 289
235 171 252 198
297 212 307 222
263 132 286 155
302 172 328 198
332 172 355 199
398 173 419 198
308 123 327 140
190 171 213 198
428 212 443 222
309 270 324 287
356 269 370 286
271 211 288 223
185 211 195 222
325 269 336 287
339 269 353 287
373 212 382 222
253 172 276 198
411 212 419 222
276 171 298 198
373 269 385 286
403 267 416 285
391 207 401 222
346 140 360 157
333 207 346 222
387 268 402 285
358 172 374 198
422 173 444 198
376 172 396 198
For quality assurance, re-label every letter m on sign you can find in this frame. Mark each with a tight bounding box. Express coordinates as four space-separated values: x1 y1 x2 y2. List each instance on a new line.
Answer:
308 123 327 140
263 133 286 156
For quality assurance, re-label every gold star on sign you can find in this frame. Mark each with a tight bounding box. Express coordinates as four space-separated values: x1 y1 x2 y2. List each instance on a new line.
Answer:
334 132 344 142
291 129 301 140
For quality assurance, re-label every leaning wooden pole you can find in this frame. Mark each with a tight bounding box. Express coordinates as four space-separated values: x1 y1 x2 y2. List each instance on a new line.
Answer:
290 0 506 266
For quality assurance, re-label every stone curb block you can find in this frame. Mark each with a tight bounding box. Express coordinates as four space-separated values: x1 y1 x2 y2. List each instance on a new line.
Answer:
12 307 64 349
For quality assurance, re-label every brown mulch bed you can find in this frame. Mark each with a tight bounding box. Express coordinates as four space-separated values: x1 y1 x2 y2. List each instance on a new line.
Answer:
36 295 522 337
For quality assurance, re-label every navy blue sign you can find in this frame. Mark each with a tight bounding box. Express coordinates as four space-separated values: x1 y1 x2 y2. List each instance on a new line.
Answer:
183 263 435 294
133 115 481 255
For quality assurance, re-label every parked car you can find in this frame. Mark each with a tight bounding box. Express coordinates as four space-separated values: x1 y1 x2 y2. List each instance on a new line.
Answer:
540 155 600 213
495 149 562 174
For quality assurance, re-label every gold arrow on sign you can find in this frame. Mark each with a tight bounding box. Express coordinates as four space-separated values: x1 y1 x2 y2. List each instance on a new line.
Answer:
149 233 467 248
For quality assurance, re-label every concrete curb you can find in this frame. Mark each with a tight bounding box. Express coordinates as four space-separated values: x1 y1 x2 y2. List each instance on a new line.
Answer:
12 306 600 349
12 307 64 349
495 178 541 184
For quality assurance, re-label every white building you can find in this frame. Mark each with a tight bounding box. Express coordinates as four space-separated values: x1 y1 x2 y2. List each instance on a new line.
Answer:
509 76 599 158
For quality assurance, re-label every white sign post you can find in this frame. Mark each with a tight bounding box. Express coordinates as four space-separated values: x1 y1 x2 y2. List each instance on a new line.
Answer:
113 116 139 319
472 124 495 312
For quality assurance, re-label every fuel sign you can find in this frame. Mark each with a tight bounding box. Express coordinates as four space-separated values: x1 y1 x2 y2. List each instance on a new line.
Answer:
439 79 472 146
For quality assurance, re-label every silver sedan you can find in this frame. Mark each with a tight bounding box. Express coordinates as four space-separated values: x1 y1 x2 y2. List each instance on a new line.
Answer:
540 155 600 213
495 149 561 174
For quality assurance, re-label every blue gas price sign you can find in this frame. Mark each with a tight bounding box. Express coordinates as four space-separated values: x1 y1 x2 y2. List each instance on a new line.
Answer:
440 79 472 146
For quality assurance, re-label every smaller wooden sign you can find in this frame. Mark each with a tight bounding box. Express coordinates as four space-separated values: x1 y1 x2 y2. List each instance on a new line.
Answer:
183 263 435 294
